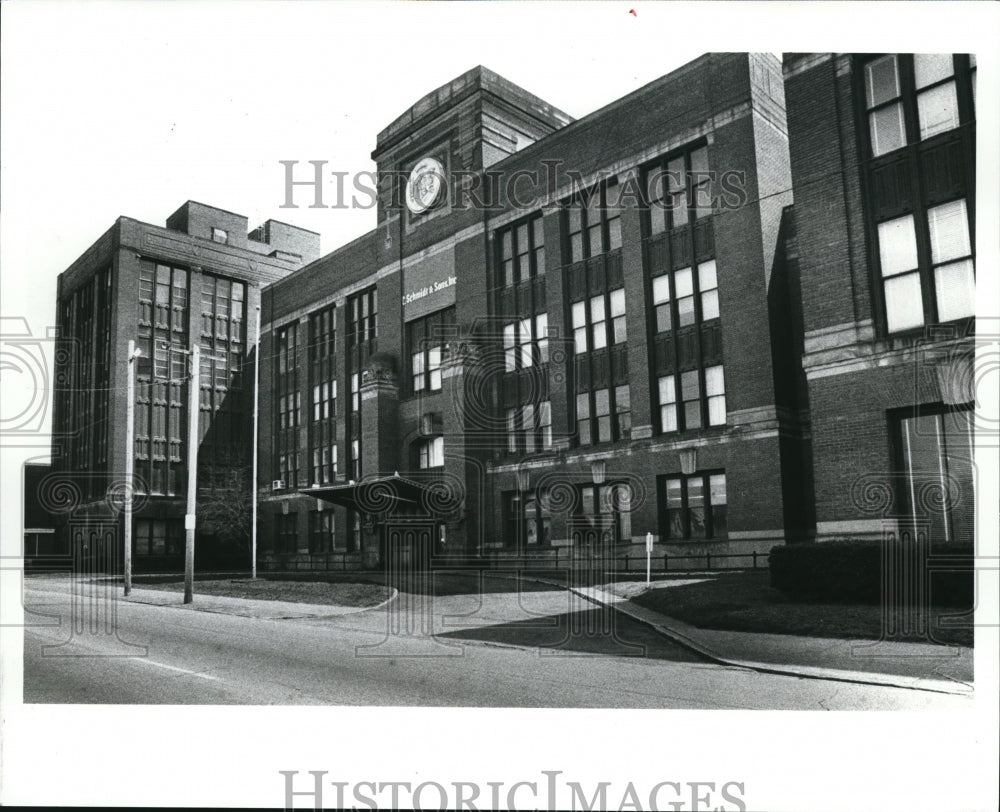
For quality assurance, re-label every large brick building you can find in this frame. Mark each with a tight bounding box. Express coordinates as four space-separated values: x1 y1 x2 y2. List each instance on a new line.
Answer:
256 54 813 571
46 52 976 575
49 202 319 571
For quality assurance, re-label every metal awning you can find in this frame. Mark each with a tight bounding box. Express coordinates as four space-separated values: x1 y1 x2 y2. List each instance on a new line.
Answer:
299 473 457 516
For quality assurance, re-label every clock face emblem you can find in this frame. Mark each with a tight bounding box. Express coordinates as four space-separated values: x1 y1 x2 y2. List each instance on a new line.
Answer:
405 156 445 215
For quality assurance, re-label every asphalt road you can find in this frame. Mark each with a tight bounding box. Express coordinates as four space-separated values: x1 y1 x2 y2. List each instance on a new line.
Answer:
22 575 969 709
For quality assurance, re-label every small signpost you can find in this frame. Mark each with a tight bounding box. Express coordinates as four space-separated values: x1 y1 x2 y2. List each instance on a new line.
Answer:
645 532 653 585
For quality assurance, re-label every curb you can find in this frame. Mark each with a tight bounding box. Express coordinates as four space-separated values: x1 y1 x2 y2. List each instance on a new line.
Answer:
37 579 401 621
521 574 972 696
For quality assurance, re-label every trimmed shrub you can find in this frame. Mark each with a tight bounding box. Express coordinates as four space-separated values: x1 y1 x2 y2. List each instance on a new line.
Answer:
770 539 973 607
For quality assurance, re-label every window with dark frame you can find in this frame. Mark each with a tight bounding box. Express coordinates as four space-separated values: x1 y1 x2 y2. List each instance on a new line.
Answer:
346 286 377 481
892 405 974 545
656 365 726 434
408 307 455 394
198 274 247 492
502 489 552 549
416 436 444 469
275 322 300 488
309 305 338 486
506 399 552 454
500 215 546 287
860 54 976 335
349 510 362 553
564 184 622 264
643 144 725 436
134 518 183 556
574 482 632 546
308 510 335 553
563 182 630 449
646 144 713 235
136 262 189 497
863 54 975 159
348 287 378 347
276 512 298 554
876 199 975 332
503 313 549 373
659 472 728 540
494 213 552 460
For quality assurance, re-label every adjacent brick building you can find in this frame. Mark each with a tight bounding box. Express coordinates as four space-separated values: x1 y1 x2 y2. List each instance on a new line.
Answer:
49 202 319 571
784 53 976 546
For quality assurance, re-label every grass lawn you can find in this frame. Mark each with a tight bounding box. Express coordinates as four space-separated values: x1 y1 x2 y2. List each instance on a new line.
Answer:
624 570 973 647
135 578 391 607
130 570 549 601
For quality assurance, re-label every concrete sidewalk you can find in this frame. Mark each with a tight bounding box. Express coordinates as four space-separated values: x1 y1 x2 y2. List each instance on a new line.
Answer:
27 578 397 621
570 582 974 695
121 587 399 619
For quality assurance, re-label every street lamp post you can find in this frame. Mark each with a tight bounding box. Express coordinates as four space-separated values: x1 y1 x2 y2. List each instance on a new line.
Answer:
184 343 200 604
251 303 261 580
159 340 225 604
123 341 143 596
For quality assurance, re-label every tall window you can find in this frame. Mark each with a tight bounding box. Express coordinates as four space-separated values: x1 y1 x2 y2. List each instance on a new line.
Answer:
565 183 629 451
349 287 378 347
138 263 188 373
346 286 376 481
877 198 975 332
575 386 630 446
646 239 723 433
500 215 545 286
571 286 628 447
644 143 722 439
276 513 298 554
657 365 726 433
408 307 455 393
349 510 362 553
646 144 712 234
309 510 335 553
502 489 552 549
417 436 444 469
504 313 549 372
864 54 975 158
275 323 300 488
565 183 622 263
350 372 360 413
136 262 189 496
495 215 551 461
893 407 974 544
659 472 727 540
309 305 338 486
199 275 246 490
571 289 626 354
507 400 552 454
650 259 719 334
574 483 632 545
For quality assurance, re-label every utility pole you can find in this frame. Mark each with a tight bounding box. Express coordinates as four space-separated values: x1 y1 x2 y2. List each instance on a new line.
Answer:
123 341 142 596
251 303 261 580
184 343 200 604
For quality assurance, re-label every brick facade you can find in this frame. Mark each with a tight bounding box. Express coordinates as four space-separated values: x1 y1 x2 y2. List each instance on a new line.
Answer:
256 55 809 572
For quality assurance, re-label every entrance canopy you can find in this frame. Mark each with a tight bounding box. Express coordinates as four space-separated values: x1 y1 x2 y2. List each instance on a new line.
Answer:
300 473 459 517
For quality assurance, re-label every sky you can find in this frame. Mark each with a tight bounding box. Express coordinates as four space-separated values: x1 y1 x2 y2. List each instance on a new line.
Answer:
1 2 998 809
